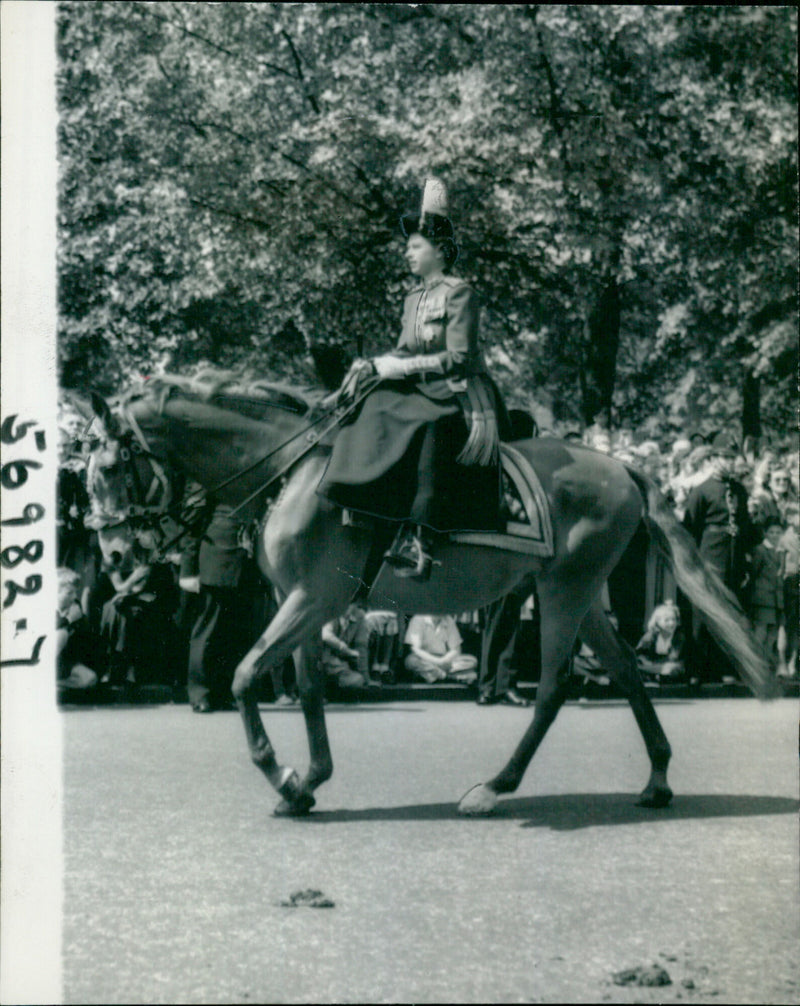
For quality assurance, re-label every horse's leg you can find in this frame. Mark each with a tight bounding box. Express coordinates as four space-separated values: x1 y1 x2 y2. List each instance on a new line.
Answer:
272 636 334 817
459 570 595 815
231 586 333 815
578 601 673 807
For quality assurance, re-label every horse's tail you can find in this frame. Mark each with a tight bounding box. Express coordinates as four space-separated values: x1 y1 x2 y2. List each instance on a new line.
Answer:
626 466 777 700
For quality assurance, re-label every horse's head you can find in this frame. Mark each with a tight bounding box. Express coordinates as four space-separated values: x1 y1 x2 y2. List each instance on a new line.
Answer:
84 391 179 551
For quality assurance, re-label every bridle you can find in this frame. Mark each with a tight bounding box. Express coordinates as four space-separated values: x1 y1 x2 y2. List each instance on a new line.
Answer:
86 426 188 557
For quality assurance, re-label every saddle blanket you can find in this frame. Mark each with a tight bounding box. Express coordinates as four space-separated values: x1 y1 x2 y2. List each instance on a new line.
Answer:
451 443 554 558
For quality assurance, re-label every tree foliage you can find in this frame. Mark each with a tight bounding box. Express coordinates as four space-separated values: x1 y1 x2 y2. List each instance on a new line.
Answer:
57 3 797 443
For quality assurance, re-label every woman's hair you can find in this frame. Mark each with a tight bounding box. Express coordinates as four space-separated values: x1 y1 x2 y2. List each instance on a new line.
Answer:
434 236 459 270
646 600 680 634
57 566 81 588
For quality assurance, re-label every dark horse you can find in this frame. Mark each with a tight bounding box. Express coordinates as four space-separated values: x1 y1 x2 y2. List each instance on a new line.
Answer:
84 375 774 816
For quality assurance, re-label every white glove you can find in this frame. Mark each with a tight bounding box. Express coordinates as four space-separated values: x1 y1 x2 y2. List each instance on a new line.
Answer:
179 576 201 594
372 355 410 380
373 354 444 380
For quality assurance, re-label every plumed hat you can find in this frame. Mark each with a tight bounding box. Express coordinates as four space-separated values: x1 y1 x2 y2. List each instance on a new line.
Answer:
401 177 455 241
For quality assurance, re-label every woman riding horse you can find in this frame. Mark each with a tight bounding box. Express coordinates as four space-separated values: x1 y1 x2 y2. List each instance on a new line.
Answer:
317 178 509 581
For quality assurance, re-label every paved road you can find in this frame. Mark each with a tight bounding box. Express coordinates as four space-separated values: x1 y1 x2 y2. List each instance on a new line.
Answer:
60 697 798 1004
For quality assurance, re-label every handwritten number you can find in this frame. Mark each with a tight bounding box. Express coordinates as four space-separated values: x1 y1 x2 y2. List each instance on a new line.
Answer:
1 459 42 490
0 635 46 668
3 575 42 609
0 540 44 569
1 502 45 526
1 415 39 445
0 415 48 666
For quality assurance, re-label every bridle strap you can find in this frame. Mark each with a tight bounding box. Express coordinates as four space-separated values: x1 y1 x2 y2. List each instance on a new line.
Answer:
124 405 153 456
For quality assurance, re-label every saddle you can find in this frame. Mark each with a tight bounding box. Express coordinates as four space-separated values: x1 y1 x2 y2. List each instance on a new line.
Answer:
351 443 555 601
453 443 554 557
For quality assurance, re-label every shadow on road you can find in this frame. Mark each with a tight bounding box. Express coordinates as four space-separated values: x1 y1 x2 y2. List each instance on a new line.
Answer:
299 792 799 830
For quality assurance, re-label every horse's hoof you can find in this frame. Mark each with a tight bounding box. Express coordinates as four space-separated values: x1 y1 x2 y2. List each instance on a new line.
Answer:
637 785 673 809
275 768 316 816
458 783 498 816
273 796 315 817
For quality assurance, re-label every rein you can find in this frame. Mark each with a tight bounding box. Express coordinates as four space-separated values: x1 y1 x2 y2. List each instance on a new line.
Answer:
223 375 381 520
110 375 382 549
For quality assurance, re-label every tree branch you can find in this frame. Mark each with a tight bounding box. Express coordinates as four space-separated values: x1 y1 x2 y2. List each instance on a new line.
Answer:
280 29 321 114
130 2 296 79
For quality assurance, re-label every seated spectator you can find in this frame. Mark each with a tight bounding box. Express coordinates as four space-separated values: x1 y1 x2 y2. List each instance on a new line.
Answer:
635 600 686 681
321 602 370 690
777 504 799 679
572 588 616 687
98 523 180 691
404 613 478 685
572 639 611 687
57 567 99 698
747 517 786 671
364 609 402 684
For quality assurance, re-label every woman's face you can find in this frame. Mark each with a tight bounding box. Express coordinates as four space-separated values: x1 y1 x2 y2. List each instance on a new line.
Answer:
657 609 678 634
58 579 79 613
405 234 445 279
769 469 790 497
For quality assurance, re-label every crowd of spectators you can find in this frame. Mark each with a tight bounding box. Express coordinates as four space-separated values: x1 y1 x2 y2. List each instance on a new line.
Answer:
56 399 798 708
581 420 798 685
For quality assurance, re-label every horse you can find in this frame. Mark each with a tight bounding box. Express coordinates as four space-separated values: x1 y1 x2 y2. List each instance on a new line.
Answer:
83 374 775 817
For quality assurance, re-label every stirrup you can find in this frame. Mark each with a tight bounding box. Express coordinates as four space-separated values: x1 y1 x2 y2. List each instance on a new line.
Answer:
383 526 419 569
394 549 433 582
384 527 435 582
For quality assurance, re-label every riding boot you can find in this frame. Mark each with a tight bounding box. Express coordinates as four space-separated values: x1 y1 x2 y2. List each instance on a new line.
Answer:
384 525 434 582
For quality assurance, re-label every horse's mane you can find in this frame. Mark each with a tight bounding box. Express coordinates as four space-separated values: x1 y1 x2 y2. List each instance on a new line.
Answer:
127 369 323 424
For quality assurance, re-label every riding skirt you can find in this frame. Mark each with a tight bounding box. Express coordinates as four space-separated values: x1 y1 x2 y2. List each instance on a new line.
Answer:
316 376 505 532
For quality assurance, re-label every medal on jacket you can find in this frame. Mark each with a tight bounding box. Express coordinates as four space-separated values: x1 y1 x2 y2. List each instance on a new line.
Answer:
419 292 445 349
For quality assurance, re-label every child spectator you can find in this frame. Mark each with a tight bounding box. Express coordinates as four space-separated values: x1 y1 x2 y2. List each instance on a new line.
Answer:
635 600 686 682
404 613 478 685
321 602 370 690
747 517 786 671
364 609 402 684
57 566 99 698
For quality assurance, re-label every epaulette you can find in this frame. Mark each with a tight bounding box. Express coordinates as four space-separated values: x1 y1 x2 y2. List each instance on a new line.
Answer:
441 275 466 289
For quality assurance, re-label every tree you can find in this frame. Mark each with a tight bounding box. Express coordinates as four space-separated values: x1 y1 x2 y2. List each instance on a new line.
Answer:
57 3 797 446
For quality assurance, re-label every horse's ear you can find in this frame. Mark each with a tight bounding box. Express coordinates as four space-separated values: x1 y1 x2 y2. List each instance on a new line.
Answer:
89 390 119 437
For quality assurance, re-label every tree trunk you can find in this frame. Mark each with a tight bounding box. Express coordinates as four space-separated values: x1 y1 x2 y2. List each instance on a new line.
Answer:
579 277 621 426
742 369 761 440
